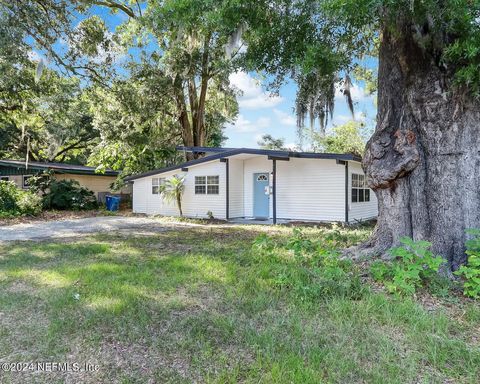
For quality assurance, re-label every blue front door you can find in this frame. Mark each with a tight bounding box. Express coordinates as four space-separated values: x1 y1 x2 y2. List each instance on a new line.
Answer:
253 173 269 218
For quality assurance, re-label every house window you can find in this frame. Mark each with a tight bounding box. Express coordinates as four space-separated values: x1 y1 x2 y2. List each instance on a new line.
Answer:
22 175 33 189
195 175 219 195
152 177 165 194
0 176 9 182
351 173 370 203
257 174 268 181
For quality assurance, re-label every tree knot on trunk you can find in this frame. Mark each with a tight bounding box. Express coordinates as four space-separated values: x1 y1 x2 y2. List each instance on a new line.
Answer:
364 129 420 190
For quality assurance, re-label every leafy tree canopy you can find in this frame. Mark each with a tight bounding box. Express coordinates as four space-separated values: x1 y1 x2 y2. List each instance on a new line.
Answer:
315 121 369 158
257 134 287 151
1 0 244 169
240 0 480 127
0 8 98 162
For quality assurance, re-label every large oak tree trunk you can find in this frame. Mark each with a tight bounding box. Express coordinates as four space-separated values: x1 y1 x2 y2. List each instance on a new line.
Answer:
360 26 480 271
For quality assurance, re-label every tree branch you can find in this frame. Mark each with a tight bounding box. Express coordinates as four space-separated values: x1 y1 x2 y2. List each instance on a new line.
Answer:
90 1 137 18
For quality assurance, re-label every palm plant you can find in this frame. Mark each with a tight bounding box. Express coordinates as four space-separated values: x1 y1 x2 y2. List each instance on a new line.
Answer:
160 175 186 216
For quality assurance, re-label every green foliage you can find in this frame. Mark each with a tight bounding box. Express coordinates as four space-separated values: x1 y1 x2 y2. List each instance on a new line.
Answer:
455 229 480 299
253 228 366 304
4 0 480 178
352 65 378 95
313 120 369 157
370 237 444 296
0 180 42 216
257 134 287 150
2 1 238 176
286 227 316 259
0 9 98 163
0 181 19 213
241 0 480 124
41 179 98 211
16 191 43 216
252 233 275 255
370 260 393 282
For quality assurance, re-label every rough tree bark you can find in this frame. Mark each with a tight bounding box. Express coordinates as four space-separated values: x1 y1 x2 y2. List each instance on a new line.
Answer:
357 24 480 271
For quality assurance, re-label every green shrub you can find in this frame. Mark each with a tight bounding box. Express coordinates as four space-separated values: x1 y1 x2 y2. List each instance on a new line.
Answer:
370 260 393 282
370 237 444 295
455 229 480 299
16 191 43 216
42 179 98 210
0 180 43 217
0 181 19 212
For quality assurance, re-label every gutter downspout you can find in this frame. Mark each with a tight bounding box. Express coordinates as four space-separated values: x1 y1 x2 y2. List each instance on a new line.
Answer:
345 161 349 224
272 159 277 225
221 158 229 220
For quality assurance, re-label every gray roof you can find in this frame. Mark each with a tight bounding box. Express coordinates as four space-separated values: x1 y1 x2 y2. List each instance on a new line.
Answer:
0 160 118 176
125 147 361 181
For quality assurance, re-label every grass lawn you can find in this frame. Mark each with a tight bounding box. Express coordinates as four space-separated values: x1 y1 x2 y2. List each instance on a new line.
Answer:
0 222 479 383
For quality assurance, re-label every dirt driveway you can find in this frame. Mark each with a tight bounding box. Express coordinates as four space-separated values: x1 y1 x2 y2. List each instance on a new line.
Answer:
0 216 191 242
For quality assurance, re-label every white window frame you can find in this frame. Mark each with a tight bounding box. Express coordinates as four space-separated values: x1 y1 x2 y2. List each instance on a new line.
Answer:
152 177 165 194
195 175 219 195
351 173 370 203
22 175 33 189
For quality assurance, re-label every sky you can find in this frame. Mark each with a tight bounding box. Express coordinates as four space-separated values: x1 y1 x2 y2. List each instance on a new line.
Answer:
225 71 377 149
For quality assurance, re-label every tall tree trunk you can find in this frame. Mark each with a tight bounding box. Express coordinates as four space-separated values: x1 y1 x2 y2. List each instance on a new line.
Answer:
360 26 480 271
176 192 183 216
174 76 195 161
195 34 211 148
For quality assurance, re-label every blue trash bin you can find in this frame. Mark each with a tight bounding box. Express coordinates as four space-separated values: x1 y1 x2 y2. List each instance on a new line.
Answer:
105 195 112 210
110 196 120 211
105 195 120 211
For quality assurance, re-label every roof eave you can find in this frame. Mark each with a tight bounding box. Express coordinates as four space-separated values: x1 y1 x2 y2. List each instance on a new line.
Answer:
0 161 119 176
124 149 362 182
124 149 242 181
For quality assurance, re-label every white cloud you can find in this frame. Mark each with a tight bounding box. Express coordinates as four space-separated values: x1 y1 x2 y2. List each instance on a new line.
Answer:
229 71 283 110
273 109 296 126
335 82 367 102
332 111 366 125
226 114 271 133
28 51 42 62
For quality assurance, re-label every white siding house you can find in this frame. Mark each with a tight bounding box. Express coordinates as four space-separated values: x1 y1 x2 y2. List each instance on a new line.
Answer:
127 147 378 223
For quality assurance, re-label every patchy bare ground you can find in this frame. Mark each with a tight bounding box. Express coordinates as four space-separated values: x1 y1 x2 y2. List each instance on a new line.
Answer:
0 216 198 242
0 209 137 227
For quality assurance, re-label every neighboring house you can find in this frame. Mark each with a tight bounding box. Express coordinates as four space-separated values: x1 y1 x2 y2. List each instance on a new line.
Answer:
0 160 131 200
125 147 378 224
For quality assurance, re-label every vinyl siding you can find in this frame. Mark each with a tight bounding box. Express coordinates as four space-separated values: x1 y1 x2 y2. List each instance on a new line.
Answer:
132 160 227 219
276 158 346 222
228 158 244 218
132 177 148 213
132 155 378 223
348 161 378 222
